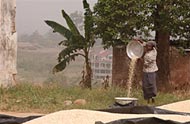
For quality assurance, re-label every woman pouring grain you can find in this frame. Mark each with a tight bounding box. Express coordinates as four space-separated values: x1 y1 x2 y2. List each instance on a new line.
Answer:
141 41 158 104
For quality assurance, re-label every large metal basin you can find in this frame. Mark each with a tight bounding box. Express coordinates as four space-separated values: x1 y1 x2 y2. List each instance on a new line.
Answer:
127 41 144 59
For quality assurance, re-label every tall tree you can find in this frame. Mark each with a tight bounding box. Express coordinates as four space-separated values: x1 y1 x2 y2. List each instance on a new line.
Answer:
94 0 146 87
94 0 190 89
45 0 94 88
140 0 190 89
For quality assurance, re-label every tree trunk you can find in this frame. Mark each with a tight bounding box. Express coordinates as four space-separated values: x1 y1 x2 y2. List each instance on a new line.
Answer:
84 58 92 89
112 46 129 87
0 0 17 87
112 45 134 88
156 31 170 91
79 50 92 89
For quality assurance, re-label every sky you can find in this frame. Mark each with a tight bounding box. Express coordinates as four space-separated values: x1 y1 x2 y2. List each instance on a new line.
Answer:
16 0 97 35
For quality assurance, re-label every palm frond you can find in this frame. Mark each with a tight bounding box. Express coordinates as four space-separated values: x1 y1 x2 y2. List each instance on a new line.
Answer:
57 46 85 62
83 0 95 47
45 20 73 41
58 40 67 46
53 53 81 73
62 10 81 35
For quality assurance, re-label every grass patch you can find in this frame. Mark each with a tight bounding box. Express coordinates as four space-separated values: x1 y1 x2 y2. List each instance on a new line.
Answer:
0 83 190 114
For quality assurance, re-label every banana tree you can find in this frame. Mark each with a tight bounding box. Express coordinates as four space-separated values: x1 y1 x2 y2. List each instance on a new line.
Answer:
45 0 94 88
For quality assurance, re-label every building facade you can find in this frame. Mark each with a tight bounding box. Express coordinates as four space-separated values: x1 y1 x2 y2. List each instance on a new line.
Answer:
90 50 112 80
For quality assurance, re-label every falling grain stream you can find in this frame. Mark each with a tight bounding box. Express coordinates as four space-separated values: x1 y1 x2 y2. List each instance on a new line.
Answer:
127 59 137 97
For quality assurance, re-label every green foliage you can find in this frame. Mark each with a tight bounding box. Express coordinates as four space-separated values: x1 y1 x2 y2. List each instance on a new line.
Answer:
171 39 190 49
45 21 73 41
45 11 84 74
94 0 146 48
94 0 190 47
83 0 95 47
45 0 94 73
142 0 190 34
45 0 94 88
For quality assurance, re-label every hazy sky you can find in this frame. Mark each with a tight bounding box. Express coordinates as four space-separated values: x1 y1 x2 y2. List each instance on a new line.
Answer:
16 0 97 35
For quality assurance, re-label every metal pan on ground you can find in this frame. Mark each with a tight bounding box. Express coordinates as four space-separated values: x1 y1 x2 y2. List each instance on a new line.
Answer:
115 97 138 106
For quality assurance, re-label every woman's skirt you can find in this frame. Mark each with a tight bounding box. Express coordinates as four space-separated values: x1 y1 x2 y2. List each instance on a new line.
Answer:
142 72 157 100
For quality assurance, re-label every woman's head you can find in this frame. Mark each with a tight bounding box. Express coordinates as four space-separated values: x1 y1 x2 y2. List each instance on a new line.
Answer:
146 41 156 51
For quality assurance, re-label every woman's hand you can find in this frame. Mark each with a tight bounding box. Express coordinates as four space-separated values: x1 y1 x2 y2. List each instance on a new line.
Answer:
133 38 143 43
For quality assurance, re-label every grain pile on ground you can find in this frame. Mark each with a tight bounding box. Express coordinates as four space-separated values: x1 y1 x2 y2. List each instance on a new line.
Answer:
1 100 190 124
23 109 190 124
158 99 190 113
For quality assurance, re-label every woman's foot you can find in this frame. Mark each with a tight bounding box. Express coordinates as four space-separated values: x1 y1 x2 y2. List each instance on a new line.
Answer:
147 98 155 104
147 99 150 104
151 98 155 103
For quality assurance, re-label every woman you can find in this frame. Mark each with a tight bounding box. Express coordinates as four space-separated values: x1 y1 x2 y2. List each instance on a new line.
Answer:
142 41 158 104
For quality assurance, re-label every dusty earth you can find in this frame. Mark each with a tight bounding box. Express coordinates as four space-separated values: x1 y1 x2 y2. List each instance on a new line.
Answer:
0 111 43 117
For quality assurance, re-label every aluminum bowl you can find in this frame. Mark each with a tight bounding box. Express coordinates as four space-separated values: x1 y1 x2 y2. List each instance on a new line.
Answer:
127 41 144 59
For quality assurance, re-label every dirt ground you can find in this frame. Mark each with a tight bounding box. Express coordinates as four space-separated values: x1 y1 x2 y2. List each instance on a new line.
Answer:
0 111 43 117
